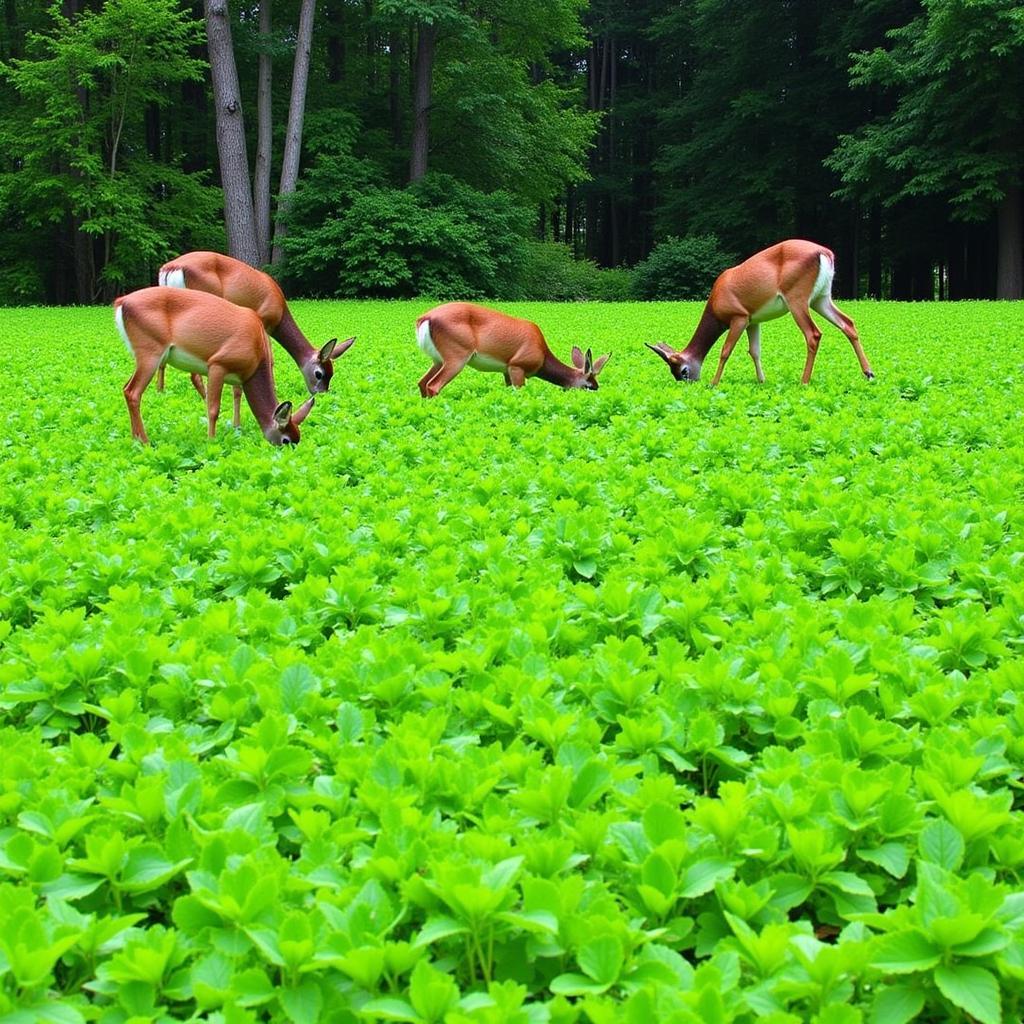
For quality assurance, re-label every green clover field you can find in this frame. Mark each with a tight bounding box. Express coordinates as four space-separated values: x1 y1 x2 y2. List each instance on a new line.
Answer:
2 299 1024 1024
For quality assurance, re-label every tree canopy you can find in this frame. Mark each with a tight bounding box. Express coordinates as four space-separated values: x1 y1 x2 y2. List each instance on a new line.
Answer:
0 0 1020 303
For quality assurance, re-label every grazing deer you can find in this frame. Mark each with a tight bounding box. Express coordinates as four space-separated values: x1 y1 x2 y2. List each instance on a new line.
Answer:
415 302 610 397
157 251 353 425
114 287 314 446
645 239 874 386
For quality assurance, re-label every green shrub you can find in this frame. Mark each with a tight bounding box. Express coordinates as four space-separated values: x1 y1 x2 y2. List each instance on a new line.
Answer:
515 242 634 301
279 163 530 300
631 234 735 300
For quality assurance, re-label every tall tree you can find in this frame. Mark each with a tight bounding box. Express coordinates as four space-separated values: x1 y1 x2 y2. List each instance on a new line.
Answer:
0 0 213 300
271 0 315 264
205 0 260 266
830 0 1024 298
253 0 273 265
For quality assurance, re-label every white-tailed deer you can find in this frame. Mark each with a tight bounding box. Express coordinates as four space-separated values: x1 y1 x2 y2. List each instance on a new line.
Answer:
114 287 314 446
157 251 354 425
645 239 874 386
415 302 610 397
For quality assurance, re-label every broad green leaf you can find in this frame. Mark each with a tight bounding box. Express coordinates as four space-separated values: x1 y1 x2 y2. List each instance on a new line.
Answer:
858 843 910 879
679 857 735 899
933 964 1001 1024
918 819 964 871
870 931 942 973
549 972 612 996
869 983 925 1024
578 935 624 986
414 915 470 947
279 981 324 1024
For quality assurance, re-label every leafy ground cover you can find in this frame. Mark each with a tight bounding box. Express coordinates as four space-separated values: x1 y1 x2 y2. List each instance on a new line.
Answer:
1 299 1024 1023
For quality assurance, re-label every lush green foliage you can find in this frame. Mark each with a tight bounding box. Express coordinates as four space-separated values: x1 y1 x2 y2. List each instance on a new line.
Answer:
829 0 1024 218
3 0 1021 303
631 236 735 301
280 171 531 300
0 0 224 302
514 244 633 302
2 300 1024 1022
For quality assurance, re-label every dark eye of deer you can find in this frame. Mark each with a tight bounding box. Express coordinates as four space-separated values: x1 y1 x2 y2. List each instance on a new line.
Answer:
314 368 324 380
281 437 292 445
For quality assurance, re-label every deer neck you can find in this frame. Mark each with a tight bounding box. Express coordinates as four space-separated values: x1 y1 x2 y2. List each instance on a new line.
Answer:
536 349 581 389
240 359 282 437
682 301 728 370
272 306 317 369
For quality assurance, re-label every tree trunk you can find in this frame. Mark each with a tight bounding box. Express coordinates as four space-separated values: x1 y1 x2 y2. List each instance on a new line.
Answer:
389 30 402 148
326 2 345 84
253 0 273 265
205 0 259 266
868 205 882 299
365 0 376 90
271 0 316 265
996 183 1023 299
409 22 436 182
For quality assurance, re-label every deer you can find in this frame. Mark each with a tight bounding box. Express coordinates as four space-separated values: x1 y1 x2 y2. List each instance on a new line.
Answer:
156 250 354 426
645 239 874 386
114 287 315 446
415 302 610 397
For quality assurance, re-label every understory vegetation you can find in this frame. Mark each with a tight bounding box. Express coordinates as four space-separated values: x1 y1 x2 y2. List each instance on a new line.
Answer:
1 300 1024 1022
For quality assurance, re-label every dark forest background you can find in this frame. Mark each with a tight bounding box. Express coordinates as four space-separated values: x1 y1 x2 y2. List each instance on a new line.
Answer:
1 0 1021 305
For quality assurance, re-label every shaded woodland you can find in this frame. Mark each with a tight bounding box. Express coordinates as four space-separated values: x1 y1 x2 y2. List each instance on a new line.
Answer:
0 0 1021 303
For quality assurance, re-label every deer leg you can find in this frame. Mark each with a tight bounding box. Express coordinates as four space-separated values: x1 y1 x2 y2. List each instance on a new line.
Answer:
123 355 162 445
506 365 527 388
232 385 243 429
156 365 166 392
424 356 471 398
812 296 874 379
709 318 749 387
418 362 442 398
747 324 765 383
790 305 823 384
190 373 207 399
205 365 226 438
503 370 513 387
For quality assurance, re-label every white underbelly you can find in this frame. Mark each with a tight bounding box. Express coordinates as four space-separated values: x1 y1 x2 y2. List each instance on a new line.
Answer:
468 351 507 372
163 346 241 386
750 294 789 324
749 254 833 324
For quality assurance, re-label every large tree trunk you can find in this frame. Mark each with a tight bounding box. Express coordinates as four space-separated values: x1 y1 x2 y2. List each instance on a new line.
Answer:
271 0 316 265
253 0 273 265
996 183 1023 299
389 30 402 148
326 2 345 84
409 22 436 182
205 0 259 267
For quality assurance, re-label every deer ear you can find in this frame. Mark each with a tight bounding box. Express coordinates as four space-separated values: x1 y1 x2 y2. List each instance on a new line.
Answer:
645 342 676 365
273 401 292 428
571 345 585 369
292 396 315 425
584 348 594 374
331 336 356 360
591 353 610 375
318 338 338 362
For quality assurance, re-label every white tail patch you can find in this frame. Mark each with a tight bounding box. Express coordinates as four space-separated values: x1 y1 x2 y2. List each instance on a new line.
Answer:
158 268 186 289
811 252 834 303
114 305 132 354
416 319 441 362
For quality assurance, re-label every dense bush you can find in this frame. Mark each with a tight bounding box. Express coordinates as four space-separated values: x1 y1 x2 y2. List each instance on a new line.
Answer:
279 157 531 299
514 242 633 301
632 234 735 300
